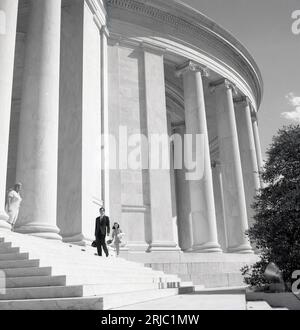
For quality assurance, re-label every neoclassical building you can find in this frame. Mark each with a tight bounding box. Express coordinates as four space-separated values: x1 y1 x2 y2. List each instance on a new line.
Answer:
0 0 264 256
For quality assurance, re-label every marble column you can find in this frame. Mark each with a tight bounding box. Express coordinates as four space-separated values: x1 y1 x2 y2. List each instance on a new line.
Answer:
167 114 179 248
177 61 221 253
173 124 193 251
212 161 228 251
101 26 111 216
143 44 179 252
211 79 252 253
15 0 62 239
0 0 18 230
252 112 264 187
234 97 260 228
58 0 102 245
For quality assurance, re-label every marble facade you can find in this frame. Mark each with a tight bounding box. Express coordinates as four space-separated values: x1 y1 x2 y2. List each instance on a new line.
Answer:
0 0 263 255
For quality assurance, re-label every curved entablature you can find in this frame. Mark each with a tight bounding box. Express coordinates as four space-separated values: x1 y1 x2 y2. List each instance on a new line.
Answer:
105 0 263 111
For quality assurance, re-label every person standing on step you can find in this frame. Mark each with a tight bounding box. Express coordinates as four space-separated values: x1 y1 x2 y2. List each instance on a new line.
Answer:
112 222 123 257
5 183 23 229
95 207 110 257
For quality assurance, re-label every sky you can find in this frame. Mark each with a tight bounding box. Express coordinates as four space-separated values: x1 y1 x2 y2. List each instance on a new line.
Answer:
183 0 300 159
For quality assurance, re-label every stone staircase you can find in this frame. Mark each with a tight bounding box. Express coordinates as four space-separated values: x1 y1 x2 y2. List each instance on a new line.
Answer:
126 252 259 288
0 232 187 310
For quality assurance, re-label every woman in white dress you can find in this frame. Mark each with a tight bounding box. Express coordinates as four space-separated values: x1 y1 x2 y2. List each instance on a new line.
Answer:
5 183 22 228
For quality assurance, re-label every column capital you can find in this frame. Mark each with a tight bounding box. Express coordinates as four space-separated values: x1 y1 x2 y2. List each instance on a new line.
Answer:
234 95 251 107
210 78 238 95
175 60 209 78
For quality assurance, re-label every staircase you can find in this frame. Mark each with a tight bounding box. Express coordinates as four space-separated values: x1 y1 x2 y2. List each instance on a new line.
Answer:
134 253 259 288
0 232 187 310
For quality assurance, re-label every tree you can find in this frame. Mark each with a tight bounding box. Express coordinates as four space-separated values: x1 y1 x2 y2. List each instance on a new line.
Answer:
242 124 300 288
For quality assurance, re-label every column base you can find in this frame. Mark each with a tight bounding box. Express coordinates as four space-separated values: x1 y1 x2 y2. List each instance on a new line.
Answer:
62 234 87 246
0 220 12 231
0 212 12 231
148 241 182 253
228 244 254 254
14 223 62 240
191 242 223 253
182 247 194 252
126 242 149 252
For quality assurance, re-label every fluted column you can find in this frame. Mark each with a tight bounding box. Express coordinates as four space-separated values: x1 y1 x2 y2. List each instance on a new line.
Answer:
0 0 18 230
15 0 62 239
211 79 252 253
177 61 221 253
234 97 260 228
252 112 264 187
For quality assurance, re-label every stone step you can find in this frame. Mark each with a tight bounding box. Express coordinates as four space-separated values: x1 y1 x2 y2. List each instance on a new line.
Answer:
2 264 176 284
0 259 40 269
247 301 273 310
112 292 247 310
81 283 179 296
0 282 177 301
1 261 179 285
63 275 179 286
34 258 151 272
6 275 67 288
33 259 160 271
178 282 195 294
3 267 52 278
57 273 178 286
179 272 244 288
0 242 13 252
43 264 167 277
0 247 20 254
0 288 180 310
0 285 83 300
0 253 29 261
148 262 250 275
102 288 179 310
0 296 104 310
272 307 289 310
38 264 167 278
2 267 177 284
194 286 248 295
18 253 155 270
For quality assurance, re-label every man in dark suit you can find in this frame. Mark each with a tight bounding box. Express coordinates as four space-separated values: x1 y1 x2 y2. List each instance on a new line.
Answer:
95 207 110 257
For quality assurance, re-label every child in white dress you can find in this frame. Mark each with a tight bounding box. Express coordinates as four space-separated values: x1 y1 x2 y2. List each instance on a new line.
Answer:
112 222 123 257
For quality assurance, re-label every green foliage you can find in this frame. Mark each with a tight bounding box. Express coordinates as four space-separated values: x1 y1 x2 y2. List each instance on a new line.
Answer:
244 124 300 287
241 258 270 287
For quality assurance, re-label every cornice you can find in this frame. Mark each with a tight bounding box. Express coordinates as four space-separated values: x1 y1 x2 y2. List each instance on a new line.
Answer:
141 41 166 55
105 0 263 109
86 0 107 28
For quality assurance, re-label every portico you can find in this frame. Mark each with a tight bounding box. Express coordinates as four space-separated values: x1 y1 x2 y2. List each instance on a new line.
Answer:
1 0 264 257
